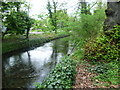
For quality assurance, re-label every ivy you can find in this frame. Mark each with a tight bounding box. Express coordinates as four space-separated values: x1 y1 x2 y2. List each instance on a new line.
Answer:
84 25 120 63
35 56 77 88
84 25 120 86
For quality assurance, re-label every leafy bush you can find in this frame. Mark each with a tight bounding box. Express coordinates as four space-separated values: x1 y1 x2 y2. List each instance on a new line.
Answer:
35 57 77 88
84 25 120 62
84 25 120 86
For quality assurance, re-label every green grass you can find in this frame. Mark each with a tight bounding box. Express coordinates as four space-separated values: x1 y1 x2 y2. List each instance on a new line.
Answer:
2 33 69 54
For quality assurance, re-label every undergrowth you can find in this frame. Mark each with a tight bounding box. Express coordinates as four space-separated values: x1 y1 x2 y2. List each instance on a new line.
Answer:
35 56 77 88
84 25 120 87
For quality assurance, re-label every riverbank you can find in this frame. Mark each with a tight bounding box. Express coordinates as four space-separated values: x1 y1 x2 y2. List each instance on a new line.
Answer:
35 56 77 88
3 36 75 88
72 26 119 88
2 33 70 55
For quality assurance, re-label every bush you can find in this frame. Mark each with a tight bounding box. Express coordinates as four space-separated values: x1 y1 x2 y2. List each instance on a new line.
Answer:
84 25 120 63
35 56 77 88
84 25 120 86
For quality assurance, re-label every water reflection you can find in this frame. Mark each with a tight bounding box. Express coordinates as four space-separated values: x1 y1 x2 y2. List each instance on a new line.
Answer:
2 37 74 88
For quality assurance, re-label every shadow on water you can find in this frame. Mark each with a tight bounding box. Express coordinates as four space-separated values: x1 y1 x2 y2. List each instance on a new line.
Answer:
2 37 75 88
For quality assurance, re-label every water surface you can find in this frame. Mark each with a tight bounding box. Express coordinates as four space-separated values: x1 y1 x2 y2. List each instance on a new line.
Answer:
2 37 74 88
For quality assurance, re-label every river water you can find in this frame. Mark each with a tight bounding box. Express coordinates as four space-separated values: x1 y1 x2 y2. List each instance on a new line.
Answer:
2 37 74 88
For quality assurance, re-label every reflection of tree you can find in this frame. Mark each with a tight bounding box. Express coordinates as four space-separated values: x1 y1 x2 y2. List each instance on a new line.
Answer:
2 60 6 88
51 39 58 65
2 52 37 88
2 37 71 88
63 40 69 55
51 38 69 63
27 51 32 66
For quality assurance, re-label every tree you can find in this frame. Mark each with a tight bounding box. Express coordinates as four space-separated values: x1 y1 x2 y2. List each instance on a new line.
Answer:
104 1 120 32
47 0 58 33
64 1 106 42
56 10 68 29
77 0 91 15
1 1 33 39
1 1 23 39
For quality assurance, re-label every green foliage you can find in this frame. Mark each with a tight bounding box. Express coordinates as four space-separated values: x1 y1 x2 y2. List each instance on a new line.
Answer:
2 37 48 54
84 25 120 86
5 11 33 35
56 10 69 28
2 34 69 54
91 61 119 85
63 3 105 41
32 9 69 33
46 0 57 33
80 9 105 37
85 25 120 62
35 57 76 88
32 18 47 32
1 2 23 15
1 1 33 37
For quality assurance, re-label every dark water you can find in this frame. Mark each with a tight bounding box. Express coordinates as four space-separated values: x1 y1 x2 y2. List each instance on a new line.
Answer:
2 37 74 88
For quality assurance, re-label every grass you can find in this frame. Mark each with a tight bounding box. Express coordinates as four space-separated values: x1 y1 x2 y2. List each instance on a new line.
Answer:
2 33 69 54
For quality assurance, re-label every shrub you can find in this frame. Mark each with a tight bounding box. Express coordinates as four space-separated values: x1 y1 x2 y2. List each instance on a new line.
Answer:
84 25 120 86
84 25 120 63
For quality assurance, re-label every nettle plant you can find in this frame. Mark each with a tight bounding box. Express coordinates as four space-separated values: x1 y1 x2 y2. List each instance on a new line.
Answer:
84 25 120 63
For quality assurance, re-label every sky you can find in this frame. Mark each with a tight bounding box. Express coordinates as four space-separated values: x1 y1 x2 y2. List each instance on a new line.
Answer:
27 0 106 18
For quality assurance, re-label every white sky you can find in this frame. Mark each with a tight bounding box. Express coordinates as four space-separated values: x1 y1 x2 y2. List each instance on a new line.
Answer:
27 0 106 18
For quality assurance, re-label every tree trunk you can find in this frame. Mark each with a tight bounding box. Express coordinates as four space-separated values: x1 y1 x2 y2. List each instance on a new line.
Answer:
47 0 57 33
26 26 30 38
104 1 120 32
53 0 57 33
2 28 9 40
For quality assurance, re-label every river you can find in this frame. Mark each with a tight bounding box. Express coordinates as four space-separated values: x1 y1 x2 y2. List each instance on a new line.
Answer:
2 37 74 88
